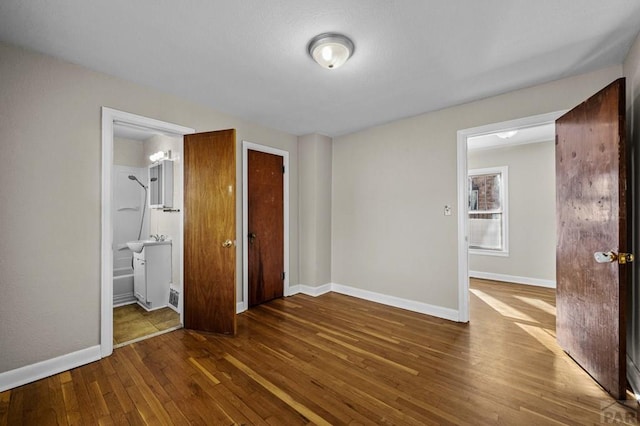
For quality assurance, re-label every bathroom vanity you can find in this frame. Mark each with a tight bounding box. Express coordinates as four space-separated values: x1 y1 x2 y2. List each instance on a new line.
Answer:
133 240 172 311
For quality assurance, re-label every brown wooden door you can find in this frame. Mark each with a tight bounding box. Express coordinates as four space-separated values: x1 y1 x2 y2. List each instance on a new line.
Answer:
556 78 629 399
248 149 284 307
184 130 236 334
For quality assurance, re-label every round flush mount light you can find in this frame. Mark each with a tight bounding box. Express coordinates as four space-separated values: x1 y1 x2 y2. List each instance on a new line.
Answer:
496 130 518 139
308 33 355 69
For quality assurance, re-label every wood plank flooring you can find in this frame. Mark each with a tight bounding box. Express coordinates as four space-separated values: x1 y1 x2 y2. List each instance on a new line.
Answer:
113 304 181 345
2 279 639 425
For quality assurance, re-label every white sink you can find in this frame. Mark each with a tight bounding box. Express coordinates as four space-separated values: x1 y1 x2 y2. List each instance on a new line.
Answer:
126 239 171 253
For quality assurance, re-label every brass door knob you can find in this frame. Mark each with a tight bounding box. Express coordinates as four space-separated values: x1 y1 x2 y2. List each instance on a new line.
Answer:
222 239 233 248
594 251 635 264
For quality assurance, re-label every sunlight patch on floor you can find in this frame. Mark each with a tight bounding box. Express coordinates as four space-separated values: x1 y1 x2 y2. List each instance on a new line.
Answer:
515 322 562 355
513 295 556 316
470 288 538 323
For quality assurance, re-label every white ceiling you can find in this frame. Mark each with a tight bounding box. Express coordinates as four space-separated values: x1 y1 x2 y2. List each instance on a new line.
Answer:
468 123 555 151
1 1 640 137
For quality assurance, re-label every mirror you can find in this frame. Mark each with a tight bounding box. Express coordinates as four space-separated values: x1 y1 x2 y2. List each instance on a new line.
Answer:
149 159 173 209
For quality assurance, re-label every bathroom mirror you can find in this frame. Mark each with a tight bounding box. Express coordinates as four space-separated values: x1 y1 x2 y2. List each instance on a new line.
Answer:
149 159 173 209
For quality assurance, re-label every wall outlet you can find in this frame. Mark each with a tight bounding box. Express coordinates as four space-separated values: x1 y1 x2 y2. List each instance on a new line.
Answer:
444 205 452 216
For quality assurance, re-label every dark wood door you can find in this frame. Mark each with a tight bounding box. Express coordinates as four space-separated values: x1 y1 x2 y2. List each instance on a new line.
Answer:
248 149 284 307
556 78 629 399
184 130 236 334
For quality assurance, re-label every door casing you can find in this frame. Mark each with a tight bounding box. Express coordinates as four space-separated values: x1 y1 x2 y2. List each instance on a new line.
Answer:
100 107 194 357
455 110 567 322
241 141 290 312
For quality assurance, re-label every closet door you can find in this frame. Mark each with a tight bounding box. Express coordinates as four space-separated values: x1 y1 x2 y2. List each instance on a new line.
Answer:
184 129 236 334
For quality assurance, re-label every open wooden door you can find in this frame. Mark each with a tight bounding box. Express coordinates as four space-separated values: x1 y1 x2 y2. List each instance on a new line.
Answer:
247 149 284 306
184 130 236 334
556 78 630 399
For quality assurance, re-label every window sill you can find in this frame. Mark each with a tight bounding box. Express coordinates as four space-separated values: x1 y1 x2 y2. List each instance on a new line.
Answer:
469 249 509 257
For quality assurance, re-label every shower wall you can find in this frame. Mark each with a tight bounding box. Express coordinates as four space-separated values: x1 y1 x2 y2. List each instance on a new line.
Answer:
113 136 149 305
113 165 149 304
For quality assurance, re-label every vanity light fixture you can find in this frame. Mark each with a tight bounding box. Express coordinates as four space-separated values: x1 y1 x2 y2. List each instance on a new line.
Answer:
496 130 518 139
308 33 355 69
149 150 170 162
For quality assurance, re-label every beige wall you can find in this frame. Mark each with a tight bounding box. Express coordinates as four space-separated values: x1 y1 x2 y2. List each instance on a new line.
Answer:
332 65 622 310
0 41 298 373
298 134 332 287
468 141 556 284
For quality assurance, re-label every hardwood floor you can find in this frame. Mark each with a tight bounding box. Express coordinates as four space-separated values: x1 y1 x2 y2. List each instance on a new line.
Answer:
113 304 181 345
2 279 639 425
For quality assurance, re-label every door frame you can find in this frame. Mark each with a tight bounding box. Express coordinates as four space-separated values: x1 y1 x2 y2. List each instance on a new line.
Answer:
100 107 194 357
241 141 290 312
455 110 566 322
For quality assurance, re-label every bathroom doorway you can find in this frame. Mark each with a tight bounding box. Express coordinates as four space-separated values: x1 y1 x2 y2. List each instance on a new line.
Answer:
101 108 195 357
111 123 182 347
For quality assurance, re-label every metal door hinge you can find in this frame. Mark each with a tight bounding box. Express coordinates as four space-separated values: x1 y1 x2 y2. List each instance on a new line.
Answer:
282 272 285 280
282 165 285 173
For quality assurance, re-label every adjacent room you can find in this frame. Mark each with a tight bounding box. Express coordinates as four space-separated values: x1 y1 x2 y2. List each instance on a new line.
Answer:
2 1 640 424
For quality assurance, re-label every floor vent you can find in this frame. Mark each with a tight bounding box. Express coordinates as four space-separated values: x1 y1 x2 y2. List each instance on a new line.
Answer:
169 289 179 309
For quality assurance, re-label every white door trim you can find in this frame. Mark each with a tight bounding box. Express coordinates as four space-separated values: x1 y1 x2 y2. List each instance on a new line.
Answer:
456 110 566 322
241 141 290 312
101 107 194 357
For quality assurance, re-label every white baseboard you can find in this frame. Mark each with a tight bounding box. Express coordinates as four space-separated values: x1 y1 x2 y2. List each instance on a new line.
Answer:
469 271 556 288
287 284 301 295
331 283 460 322
299 283 332 297
287 282 459 321
0 345 101 392
237 283 330 312
287 283 332 297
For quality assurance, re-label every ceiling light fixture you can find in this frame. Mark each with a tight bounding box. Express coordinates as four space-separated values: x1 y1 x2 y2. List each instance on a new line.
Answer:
308 33 354 70
149 150 170 162
496 130 518 139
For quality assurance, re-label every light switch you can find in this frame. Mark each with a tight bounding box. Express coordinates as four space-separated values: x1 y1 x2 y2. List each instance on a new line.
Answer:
444 205 452 216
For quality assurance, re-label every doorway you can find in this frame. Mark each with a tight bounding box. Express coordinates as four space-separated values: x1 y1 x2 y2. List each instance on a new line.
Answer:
111 127 181 347
241 141 290 312
101 108 194 357
456 111 566 322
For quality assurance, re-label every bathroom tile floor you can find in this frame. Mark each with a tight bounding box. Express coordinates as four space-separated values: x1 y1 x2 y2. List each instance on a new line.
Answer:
113 303 181 345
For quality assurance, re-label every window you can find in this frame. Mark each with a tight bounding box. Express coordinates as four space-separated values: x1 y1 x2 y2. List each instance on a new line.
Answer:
468 166 508 256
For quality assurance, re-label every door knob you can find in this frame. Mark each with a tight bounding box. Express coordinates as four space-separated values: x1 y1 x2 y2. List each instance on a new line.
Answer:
222 239 233 248
594 251 635 264
248 232 257 245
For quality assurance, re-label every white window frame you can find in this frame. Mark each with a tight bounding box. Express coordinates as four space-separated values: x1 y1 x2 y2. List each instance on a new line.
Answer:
468 166 509 257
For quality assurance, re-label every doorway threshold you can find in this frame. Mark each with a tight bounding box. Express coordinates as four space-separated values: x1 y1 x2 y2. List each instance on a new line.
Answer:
113 325 183 349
